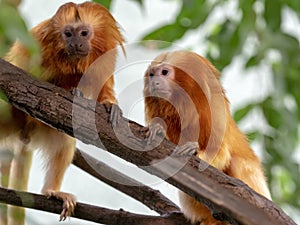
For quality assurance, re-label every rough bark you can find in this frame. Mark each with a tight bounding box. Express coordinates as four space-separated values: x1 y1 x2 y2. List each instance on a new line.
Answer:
0 58 296 225
0 187 187 225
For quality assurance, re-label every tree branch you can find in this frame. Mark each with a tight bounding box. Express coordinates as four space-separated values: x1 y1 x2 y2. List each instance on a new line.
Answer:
73 148 182 216
0 58 296 225
0 187 187 225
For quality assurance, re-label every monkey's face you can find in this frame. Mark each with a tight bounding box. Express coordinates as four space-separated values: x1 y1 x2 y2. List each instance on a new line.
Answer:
61 24 93 58
144 63 175 99
34 1 124 75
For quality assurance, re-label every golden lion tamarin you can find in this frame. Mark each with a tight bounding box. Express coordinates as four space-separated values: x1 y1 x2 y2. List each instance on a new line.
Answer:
144 51 271 225
0 1 124 223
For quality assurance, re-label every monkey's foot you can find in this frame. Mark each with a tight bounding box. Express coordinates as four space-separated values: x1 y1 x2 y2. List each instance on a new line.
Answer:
174 142 199 156
45 190 76 221
104 103 123 127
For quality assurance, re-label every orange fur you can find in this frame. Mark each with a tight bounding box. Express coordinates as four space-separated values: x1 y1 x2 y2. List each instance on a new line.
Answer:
144 51 271 225
1 1 124 223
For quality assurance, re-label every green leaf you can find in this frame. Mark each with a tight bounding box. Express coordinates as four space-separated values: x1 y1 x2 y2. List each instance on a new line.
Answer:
141 0 215 47
261 97 282 129
128 0 143 7
264 0 282 32
233 104 255 122
177 0 210 29
207 20 245 69
269 32 300 60
246 131 259 142
245 55 260 68
142 24 186 43
283 0 300 17
92 0 112 9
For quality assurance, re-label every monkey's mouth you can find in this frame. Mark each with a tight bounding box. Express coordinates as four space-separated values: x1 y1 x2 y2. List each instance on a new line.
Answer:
65 45 90 58
67 50 89 58
150 89 171 98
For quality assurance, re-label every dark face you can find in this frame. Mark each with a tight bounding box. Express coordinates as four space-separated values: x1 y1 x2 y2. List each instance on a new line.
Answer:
61 24 93 58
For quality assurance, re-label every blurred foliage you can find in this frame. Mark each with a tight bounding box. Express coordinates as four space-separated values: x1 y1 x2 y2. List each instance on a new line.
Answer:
92 0 112 9
0 90 11 123
0 1 41 102
0 1 37 56
142 0 300 220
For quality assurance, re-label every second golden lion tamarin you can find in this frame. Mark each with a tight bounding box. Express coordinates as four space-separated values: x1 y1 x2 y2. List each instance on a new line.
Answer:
144 51 271 225
1 1 124 223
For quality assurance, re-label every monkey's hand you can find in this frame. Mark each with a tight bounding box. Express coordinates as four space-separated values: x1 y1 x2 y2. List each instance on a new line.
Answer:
45 190 76 221
71 87 84 97
174 142 199 157
144 117 167 145
104 103 123 127
145 123 166 145
145 122 198 156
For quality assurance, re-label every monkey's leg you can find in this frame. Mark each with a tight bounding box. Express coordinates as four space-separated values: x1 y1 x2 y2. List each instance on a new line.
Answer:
179 191 229 225
227 155 271 200
41 134 76 221
7 147 33 225
0 150 13 225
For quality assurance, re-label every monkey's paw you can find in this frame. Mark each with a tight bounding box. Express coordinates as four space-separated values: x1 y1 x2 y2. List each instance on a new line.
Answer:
145 121 166 145
174 142 199 157
71 87 84 97
104 103 123 127
45 190 77 221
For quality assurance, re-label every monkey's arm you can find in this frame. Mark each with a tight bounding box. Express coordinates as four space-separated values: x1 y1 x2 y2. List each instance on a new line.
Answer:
4 41 30 72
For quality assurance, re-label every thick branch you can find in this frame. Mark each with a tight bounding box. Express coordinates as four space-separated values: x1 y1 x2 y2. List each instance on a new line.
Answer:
0 187 186 225
0 58 296 225
73 149 182 216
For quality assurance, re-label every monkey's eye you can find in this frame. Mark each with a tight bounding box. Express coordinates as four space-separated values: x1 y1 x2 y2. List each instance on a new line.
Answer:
162 69 168 76
149 73 154 77
81 30 89 37
64 31 72 38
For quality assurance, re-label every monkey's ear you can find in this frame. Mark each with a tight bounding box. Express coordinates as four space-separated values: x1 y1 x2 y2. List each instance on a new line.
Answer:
31 19 51 42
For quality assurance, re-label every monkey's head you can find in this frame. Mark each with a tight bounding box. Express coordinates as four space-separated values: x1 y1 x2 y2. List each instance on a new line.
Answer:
144 62 175 99
144 51 220 104
32 2 124 75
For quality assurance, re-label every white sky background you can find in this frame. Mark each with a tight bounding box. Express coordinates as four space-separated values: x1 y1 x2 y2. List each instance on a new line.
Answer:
17 0 299 224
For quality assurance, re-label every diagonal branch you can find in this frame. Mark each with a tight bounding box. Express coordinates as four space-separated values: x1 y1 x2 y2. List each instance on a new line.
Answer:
0 58 296 225
73 148 182 216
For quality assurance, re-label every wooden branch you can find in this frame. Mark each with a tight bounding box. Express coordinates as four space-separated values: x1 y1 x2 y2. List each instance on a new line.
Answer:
0 187 187 225
73 148 182 216
0 58 296 225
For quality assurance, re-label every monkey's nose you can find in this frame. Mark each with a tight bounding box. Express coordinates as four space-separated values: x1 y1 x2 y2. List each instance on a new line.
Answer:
68 41 89 56
70 42 83 51
151 77 161 86
150 77 162 89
